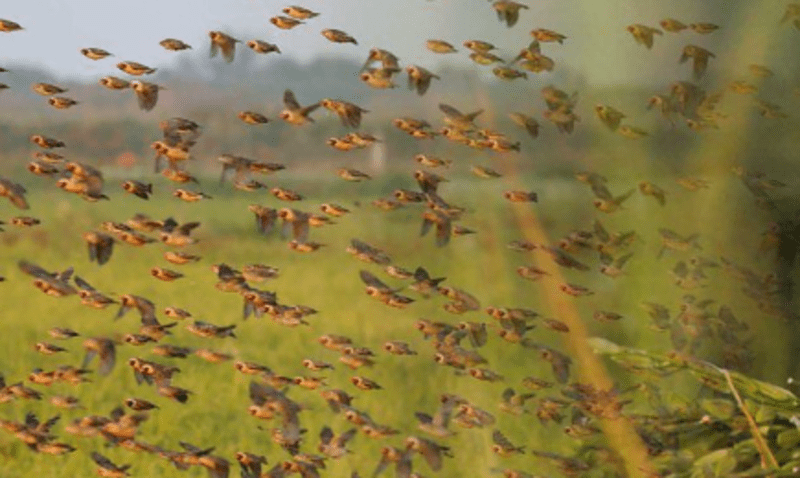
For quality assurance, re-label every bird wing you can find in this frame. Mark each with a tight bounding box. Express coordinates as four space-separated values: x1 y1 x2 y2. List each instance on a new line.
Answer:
284 89 300 110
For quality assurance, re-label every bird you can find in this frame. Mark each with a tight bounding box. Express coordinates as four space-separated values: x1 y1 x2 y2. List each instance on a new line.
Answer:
246 39 280 54
282 6 319 19
83 232 115 265
638 181 667 206
594 105 626 130
471 50 506 64
81 337 116 376
626 24 662 49
404 436 452 471
337 168 372 181
660 18 688 32
426 39 457 53
504 191 538 202
270 16 304 29
280 89 320 125
321 29 357 44
531 28 567 43
320 99 368 128
130 81 163 111
318 426 357 458
160 38 191 51
122 180 152 199
508 112 539 138
591 186 635 213
99 76 130 90
679 45 715 79
209 31 240 62
91 452 131 477
48 97 78 109
439 103 483 131
0 19 24 32
420 209 452 247
32 83 67 96
414 395 459 438
116 61 156 75
493 1 529 27
406 66 440 95
173 189 211 202
277 208 310 242
0 178 29 209
492 429 525 456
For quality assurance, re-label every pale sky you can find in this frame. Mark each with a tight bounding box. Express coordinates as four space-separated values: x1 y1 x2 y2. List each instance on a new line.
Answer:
0 0 787 85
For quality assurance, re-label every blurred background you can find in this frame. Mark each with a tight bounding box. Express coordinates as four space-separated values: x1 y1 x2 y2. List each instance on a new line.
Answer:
1 0 800 477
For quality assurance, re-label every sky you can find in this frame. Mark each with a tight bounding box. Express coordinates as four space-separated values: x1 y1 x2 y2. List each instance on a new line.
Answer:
0 0 788 86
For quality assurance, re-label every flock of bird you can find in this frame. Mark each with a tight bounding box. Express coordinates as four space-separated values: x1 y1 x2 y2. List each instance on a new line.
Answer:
0 2 799 478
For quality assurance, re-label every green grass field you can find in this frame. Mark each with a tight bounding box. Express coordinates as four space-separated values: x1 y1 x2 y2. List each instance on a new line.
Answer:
0 164 795 478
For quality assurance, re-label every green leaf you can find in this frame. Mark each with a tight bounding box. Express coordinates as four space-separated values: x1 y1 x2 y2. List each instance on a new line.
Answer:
700 398 736 420
692 449 737 478
776 428 800 449
590 338 800 413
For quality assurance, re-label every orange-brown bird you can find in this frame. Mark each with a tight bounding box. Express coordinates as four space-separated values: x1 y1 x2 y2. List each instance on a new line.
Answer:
406 65 439 96
270 16 304 29
626 24 662 49
0 178 29 209
660 18 688 32
531 28 567 43
117 61 156 75
122 180 152 199
280 89 320 125
160 38 191 51
130 80 162 111
426 39 457 53
493 1 529 27
246 39 280 54
283 5 319 19
321 29 357 44
209 31 240 62
679 45 715 79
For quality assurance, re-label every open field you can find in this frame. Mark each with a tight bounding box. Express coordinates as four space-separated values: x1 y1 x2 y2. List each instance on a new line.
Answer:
1 168 798 478
2 1 800 477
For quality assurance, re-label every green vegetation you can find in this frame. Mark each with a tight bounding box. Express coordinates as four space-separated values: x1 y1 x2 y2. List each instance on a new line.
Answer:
0 169 799 477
